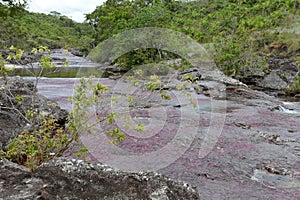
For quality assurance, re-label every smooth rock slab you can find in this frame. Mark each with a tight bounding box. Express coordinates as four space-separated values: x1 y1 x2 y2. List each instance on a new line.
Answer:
34 78 300 199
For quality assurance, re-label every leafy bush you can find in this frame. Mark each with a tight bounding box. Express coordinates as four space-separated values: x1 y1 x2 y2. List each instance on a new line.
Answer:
0 114 70 169
286 75 300 95
0 46 74 170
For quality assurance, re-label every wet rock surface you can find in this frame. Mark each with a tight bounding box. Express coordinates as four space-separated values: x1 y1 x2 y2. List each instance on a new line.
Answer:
0 157 200 200
48 49 100 68
1 48 98 68
1 50 299 199
33 76 300 199
0 77 68 150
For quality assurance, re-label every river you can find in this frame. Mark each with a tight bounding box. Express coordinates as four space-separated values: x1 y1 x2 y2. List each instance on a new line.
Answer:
21 51 300 199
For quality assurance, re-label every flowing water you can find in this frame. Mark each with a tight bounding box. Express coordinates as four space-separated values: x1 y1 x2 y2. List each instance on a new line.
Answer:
18 51 300 199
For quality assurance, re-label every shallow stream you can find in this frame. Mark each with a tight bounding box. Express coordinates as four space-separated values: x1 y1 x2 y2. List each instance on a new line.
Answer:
19 51 300 199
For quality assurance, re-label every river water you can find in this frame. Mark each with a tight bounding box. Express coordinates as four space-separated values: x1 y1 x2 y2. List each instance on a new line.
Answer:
21 51 300 199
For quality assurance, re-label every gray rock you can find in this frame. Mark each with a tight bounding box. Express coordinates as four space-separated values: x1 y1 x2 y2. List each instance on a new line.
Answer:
68 48 85 57
0 158 200 200
201 68 247 87
97 63 128 79
165 59 182 67
259 71 289 90
0 77 68 150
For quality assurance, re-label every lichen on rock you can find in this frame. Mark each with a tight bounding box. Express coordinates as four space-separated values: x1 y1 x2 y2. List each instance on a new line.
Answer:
0 158 200 199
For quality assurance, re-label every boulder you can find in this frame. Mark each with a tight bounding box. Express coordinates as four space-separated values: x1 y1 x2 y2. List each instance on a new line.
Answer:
0 77 68 150
258 71 289 90
240 56 299 95
0 158 200 199
99 63 128 79
68 48 85 57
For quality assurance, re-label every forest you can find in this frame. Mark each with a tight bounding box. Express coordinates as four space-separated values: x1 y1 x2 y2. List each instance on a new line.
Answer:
1 0 299 79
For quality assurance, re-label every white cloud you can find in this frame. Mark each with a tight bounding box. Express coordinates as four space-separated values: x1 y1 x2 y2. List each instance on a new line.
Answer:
28 0 105 22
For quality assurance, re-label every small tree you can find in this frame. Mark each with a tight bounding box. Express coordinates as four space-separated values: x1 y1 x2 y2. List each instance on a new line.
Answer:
0 44 200 170
0 46 73 170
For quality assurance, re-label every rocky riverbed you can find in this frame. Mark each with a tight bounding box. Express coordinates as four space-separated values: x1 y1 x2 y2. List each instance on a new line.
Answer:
30 74 300 199
1 50 299 199
0 77 200 200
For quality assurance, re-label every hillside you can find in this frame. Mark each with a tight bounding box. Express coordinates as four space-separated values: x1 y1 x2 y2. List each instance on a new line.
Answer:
86 0 299 77
0 3 94 52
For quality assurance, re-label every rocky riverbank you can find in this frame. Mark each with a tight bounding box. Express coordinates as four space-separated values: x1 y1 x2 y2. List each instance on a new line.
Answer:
0 77 200 199
240 55 300 98
0 157 199 199
3 47 299 98
32 72 299 199
0 77 68 150
0 50 299 199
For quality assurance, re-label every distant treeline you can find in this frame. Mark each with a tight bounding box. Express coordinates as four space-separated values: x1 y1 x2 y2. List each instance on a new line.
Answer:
1 0 299 77
0 2 94 52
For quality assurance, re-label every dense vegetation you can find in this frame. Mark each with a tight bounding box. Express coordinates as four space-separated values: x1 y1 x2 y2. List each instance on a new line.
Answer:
86 0 299 77
0 2 94 51
0 0 299 77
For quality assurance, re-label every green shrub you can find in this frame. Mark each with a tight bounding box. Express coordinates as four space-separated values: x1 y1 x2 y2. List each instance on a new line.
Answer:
0 114 70 170
286 75 300 95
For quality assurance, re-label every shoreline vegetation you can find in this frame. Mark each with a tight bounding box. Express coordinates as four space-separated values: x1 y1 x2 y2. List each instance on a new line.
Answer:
0 0 299 93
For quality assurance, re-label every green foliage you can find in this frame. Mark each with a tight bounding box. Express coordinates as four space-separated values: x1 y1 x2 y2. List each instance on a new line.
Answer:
0 114 70 170
183 73 199 83
286 75 300 95
128 2 172 28
0 54 11 81
146 75 162 91
0 0 27 18
86 0 181 68
116 49 162 69
0 3 94 51
0 45 24 81
75 147 89 158
68 78 126 145
135 123 145 132
86 0 299 77
161 92 171 100
0 0 28 8
6 45 24 60
0 47 77 170
14 95 23 105
107 128 125 145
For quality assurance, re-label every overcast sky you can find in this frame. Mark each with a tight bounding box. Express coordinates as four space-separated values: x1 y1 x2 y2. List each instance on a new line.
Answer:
28 0 105 22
